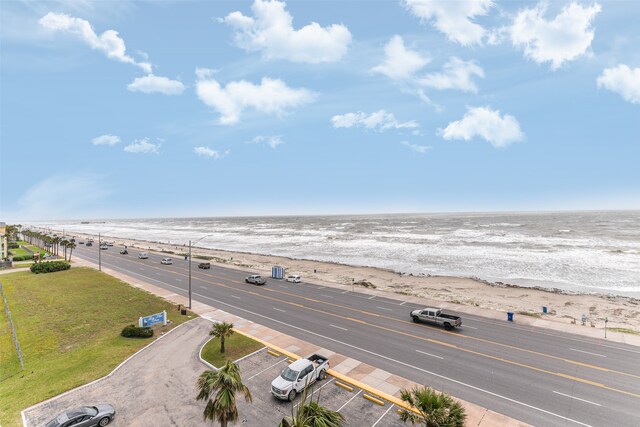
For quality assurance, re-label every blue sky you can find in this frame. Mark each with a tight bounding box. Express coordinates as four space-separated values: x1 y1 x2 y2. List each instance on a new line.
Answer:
1 0 639 220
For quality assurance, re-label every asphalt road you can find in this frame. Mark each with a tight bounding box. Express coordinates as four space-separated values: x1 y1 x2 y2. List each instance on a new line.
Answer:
74 244 640 427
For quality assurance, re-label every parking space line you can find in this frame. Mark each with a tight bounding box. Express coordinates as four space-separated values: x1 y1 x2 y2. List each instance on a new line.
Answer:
273 308 286 313
294 378 336 409
552 391 601 406
337 390 363 412
330 324 349 331
416 349 444 360
371 404 395 427
248 356 288 380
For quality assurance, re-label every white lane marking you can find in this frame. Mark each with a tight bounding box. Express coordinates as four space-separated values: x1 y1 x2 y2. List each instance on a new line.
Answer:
156 272 162 276
552 391 601 407
279 285 289 289
463 325 478 330
273 308 286 313
337 390 362 412
330 324 349 331
570 348 606 358
372 404 395 427
340 290 349 294
368 296 376 299
140 268 145 271
376 306 392 311
175 279 181 282
321 294 334 299
317 286 326 290
199 286 207 290
188 291 594 427
399 301 407 306
230 295 241 299
248 356 288 380
416 349 444 360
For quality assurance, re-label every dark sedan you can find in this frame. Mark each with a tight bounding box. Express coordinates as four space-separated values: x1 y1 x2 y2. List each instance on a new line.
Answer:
45 404 115 427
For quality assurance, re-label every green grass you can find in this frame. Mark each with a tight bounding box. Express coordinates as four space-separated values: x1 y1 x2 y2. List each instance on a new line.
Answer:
0 267 194 427
201 332 263 368
8 247 31 257
609 327 640 335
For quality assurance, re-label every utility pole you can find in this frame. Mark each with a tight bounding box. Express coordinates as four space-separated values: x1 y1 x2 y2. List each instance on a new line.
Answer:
98 232 101 271
188 240 192 309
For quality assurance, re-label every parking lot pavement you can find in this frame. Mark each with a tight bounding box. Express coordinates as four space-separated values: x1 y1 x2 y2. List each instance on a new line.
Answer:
22 318 409 427
234 349 408 427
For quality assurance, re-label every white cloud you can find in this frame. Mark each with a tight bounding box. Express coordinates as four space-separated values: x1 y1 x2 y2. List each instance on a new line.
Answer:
249 135 284 149
39 12 152 73
91 134 120 146
195 69 316 125
403 0 494 46
597 64 640 104
371 35 430 82
221 0 351 63
421 57 484 93
127 74 185 95
331 110 419 132
15 173 111 220
507 2 601 70
194 146 228 159
440 106 524 148
124 138 161 154
400 141 432 153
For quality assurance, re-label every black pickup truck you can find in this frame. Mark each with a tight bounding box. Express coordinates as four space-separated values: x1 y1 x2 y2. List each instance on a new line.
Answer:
198 262 211 269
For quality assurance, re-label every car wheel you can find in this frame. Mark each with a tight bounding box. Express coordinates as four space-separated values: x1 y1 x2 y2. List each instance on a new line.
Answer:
288 389 296 401
412 316 420 323
98 417 111 426
444 323 452 331
319 370 327 380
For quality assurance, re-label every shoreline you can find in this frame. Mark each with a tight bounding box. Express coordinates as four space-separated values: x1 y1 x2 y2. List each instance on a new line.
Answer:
70 231 640 333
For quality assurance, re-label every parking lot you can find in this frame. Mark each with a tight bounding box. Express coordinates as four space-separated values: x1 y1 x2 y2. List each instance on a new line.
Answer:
225 349 405 426
22 318 406 427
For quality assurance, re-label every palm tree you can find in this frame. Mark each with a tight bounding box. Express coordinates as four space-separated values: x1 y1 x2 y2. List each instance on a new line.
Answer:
196 360 252 427
67 242 77 262
279 385 344 427
209 322 234 354
60 239 69 261
399 386 465 427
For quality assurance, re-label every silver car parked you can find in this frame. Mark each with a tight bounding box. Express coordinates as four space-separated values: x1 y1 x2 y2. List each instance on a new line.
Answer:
45 404 115 427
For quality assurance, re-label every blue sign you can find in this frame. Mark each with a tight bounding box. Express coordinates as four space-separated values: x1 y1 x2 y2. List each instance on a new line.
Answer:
139 310 167 327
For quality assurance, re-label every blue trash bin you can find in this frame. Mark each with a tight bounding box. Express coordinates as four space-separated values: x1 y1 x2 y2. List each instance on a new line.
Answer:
542 306 548 314
507 312 514 322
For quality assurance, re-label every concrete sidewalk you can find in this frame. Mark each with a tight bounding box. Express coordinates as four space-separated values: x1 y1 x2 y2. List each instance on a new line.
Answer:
70 257 529 426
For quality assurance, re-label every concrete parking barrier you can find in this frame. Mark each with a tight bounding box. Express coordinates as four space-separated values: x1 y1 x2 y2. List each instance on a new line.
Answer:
267 349 280 357
335 381 353 392
364 394 385 406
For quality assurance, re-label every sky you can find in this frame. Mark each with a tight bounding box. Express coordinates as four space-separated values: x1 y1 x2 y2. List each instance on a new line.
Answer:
1 0 639 221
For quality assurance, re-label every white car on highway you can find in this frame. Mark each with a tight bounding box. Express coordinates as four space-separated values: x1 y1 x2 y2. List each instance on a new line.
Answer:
161 258 173 265
138 253 149 259
286 275 301 283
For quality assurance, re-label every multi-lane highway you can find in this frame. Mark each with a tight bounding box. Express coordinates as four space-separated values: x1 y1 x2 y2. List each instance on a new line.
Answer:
74 243 640 427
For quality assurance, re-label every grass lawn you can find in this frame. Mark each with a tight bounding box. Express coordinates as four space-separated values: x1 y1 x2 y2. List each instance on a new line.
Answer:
0 267 194 427
609 327 640 335
201 332 264 368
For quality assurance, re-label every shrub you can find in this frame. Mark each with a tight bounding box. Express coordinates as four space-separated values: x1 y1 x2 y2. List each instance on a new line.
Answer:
121 324 154 338
8 243 20 249
12 255 33 261
30 261 70 274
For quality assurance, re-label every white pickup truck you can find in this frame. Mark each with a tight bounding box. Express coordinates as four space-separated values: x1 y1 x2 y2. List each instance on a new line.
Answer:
410 307 462 330
271 354 329 401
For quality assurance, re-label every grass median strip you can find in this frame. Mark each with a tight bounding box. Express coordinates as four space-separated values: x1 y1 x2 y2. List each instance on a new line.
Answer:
0 267 193 427
200 333 263 368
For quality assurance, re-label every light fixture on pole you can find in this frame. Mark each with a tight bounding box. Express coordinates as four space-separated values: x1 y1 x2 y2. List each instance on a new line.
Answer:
188 234 213 309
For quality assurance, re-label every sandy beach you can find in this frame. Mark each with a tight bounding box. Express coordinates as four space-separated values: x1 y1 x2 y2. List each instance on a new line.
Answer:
71 232 640 334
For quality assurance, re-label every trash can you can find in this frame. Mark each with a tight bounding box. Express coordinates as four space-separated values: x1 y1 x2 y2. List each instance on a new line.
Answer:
542 306 548 314
507 312 514 322
181 308 187 315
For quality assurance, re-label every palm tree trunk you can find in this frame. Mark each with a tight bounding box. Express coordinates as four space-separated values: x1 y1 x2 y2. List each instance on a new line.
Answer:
221 336 225 354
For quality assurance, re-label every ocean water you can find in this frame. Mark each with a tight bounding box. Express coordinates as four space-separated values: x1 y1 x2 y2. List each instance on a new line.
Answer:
32 211 640 297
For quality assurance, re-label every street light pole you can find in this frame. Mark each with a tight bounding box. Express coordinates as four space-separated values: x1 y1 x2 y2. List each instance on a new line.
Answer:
188 240 192 309
98 232 101 271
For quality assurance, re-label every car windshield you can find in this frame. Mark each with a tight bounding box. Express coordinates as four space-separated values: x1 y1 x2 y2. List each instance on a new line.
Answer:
280 367 299 382
85 407 98 416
